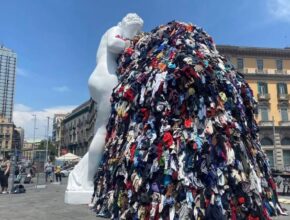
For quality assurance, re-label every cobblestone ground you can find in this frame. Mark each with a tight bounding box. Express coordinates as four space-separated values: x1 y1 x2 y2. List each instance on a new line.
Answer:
0 175 289 220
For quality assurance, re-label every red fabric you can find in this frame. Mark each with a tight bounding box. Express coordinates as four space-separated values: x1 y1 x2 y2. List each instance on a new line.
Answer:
193 142 198 150
248 215 259 220
206 108 216 117
126 180 133 190
238 197 245 204
140 108 149 121
154 204 160 220
169 51 176 60
157 143 163 160
124 88 135 101
115 35 126 41
125 47 134 55
262 207 272 220
130 144 137 162
163 132 173 147
269 178 277 190
172 171 178 180
151 58 159 68
118 86 125 94
196 51 205 59
184 118 192 128
230 200 237 220
181 66 199 79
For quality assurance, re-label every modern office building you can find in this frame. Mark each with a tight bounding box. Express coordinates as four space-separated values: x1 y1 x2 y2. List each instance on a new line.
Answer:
0 45 16 122
218 45 290 170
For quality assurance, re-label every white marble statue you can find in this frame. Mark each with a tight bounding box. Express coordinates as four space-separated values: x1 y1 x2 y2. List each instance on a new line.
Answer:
65 13 144 204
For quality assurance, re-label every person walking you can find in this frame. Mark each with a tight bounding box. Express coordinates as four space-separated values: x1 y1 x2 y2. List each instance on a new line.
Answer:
55 165 62 183
0 155 11 194
44 160 53 183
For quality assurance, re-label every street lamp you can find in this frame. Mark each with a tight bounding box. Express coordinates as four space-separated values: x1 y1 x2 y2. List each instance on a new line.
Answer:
45 116 50 163
32 114 37 163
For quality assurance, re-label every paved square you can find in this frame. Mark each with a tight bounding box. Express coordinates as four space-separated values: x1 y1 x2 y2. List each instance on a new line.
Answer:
0 179 98 220
0 178 289 220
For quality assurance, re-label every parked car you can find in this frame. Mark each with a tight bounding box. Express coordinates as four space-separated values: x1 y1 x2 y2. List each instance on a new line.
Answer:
60 167 74 177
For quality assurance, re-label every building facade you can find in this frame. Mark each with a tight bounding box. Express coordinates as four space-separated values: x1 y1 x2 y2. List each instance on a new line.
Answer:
22 141 41 160
14 127 24 150
52 114 66 157
218 45 290 170
0 45 16 122
0 115 13 155
61 99 97 157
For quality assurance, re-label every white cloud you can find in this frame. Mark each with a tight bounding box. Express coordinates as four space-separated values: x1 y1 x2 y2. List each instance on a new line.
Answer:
52 86 70 92
13 104 76 141
16 67 30 77
268 0 290 22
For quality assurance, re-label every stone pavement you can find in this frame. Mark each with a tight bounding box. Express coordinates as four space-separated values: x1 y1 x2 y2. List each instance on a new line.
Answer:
0 177 99 220
0 176 290 220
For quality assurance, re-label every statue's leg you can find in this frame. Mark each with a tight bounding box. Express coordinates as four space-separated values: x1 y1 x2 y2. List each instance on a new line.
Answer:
67 152 89 190
87 124 107 182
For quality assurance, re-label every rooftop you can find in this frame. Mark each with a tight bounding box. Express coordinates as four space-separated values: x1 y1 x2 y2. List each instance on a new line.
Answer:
217 45 290 58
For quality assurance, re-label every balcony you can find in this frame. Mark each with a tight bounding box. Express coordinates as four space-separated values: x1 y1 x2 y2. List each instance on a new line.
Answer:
278 93 290 101
258 93 270 101
255 69 268 74
258 120 274 126
275 69 287 74
279 121 290 126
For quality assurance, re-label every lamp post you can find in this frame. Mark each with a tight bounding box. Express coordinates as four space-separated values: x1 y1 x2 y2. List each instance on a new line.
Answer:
32 114 37 163
272 116 277 169
45 117 50 163
10 140 17 193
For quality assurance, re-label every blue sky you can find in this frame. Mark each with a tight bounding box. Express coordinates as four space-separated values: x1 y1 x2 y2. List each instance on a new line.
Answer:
1 0 290 139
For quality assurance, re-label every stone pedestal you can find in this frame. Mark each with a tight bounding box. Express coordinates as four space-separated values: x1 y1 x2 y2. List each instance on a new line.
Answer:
64 190 93 204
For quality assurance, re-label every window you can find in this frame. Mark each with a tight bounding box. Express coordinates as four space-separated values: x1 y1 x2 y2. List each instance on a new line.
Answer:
237 58 244 70
277 83 288 95
281 108 289 121
261 137 273 146
260 107 269 121
277 59 283 71
283 150 290 167
258 82 268 95
257 59 263 71
281 138 290 145
265 150 274 167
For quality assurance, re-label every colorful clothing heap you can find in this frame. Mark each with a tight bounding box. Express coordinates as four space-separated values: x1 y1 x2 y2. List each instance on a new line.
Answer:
93 21 283 220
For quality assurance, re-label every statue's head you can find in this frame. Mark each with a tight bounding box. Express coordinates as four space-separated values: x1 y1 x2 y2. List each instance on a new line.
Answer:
118 13 144 39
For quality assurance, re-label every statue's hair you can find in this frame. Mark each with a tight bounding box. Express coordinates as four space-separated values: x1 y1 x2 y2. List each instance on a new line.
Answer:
118 13 144 28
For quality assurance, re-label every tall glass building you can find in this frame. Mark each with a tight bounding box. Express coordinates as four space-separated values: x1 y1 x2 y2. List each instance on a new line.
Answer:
0 45 16 122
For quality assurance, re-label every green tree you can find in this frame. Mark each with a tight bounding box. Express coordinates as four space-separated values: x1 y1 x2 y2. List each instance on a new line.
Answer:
38 139 57 161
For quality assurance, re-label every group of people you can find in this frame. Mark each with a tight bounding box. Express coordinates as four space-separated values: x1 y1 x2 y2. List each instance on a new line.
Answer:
44 160 62 183
0 155 11 194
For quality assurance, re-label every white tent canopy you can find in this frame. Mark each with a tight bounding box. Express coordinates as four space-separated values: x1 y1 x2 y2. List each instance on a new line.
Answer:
56 153 80 161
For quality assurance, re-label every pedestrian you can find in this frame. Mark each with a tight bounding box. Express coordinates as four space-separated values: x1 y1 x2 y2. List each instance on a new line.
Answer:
0 156 3 192
55 165 62 183
44 160 53 183
0 155 11 194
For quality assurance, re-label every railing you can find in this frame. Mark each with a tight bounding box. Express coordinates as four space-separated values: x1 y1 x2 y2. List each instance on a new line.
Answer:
255 69 267 74
279 121 290 126
275 69 288 74
257 93 270 100
258 120 274 126
278 93 290 100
